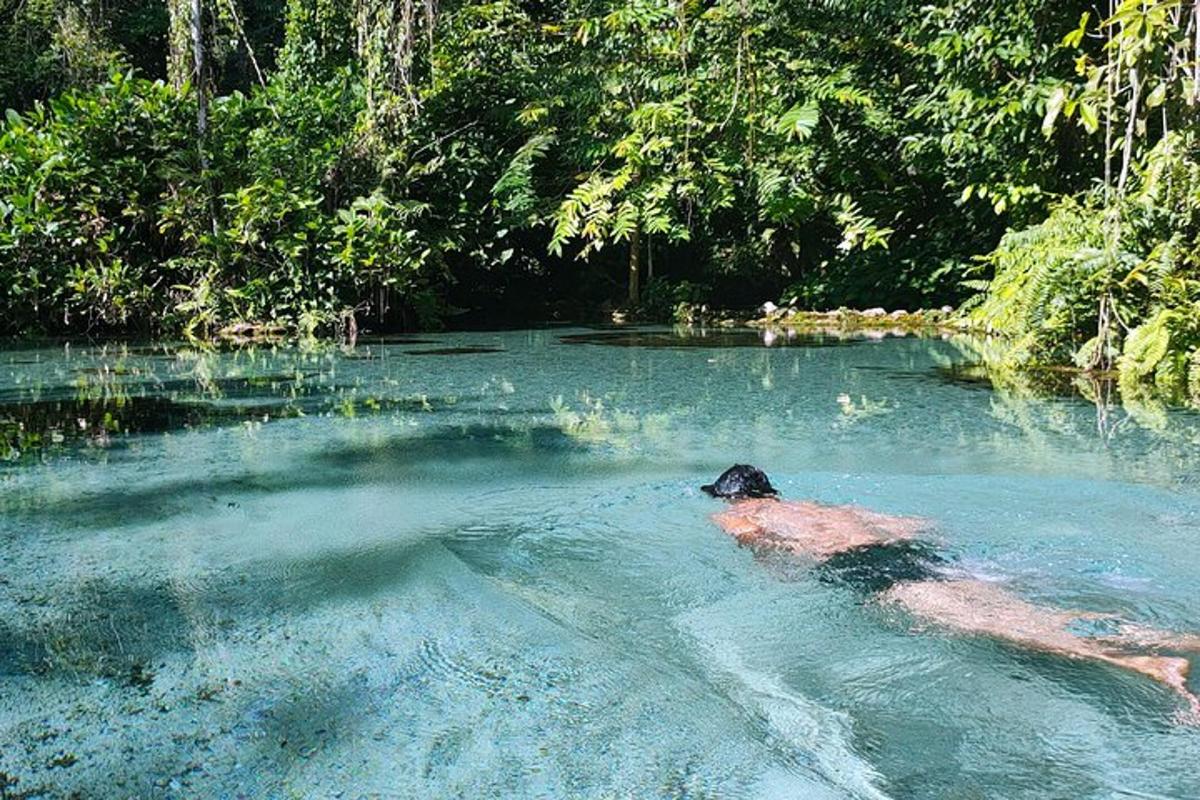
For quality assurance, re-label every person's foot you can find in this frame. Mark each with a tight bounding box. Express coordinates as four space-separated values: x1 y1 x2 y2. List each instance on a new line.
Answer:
1110 654 1200 721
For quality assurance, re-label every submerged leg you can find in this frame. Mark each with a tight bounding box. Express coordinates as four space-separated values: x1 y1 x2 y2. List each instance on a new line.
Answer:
1092 623 1200 654
880 578 1200 720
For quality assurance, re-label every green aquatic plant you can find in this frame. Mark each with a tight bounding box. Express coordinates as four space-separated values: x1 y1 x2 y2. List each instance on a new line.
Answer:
834 394 894 427
550 394 619 445
550 393 674 450
1 417 42 460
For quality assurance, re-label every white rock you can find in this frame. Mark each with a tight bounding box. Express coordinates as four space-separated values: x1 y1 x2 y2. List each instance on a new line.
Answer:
861 307 886 318
760 301 778 315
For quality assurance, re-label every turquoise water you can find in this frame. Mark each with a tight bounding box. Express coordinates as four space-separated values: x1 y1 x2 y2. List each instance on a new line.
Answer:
2 327 1200 798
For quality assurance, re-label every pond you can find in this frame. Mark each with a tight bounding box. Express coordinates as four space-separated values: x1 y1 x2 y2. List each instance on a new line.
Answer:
1 327 1199 798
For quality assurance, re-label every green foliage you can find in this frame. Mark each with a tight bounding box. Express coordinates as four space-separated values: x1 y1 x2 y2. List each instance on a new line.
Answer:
0 0 1198 386
1 0 137 109
639 277 709 321
493 132 556 225
0 72 192 331
971 200 1111 364
776 102 819 141
0 70 442 336
969 2 1200 401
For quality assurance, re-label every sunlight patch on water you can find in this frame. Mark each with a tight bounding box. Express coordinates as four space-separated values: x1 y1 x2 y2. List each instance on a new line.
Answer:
677 601 893 800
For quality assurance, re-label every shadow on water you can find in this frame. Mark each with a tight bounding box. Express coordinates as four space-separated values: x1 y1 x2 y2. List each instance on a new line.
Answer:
1 395 281 443
317 422 586 469
0 527 525 686
0 418 675 683
244 676 377 773
2 422 600 530
0 582 194 685
362 335 444 345
0 536 437 680
985 640 1184 731
846 362 1105 400
0 384 474 460
931 362 1104 398
0 372 322 405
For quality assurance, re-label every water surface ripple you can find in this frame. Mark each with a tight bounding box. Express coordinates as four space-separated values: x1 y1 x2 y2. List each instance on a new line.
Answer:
1 328 1199 798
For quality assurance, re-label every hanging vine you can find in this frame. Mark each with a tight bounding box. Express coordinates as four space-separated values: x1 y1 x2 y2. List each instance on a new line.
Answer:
355 0 439 134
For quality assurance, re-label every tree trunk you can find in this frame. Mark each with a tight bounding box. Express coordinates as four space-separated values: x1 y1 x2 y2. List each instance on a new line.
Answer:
187 0 218 235
1195 0 1200 105
167 0 191 88
191 0 207 141
167 0 209 139
628 226 641 305
1117 66 1139 194
646 233 653 283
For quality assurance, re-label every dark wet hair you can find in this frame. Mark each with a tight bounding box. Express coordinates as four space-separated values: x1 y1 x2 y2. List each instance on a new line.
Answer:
701 464 779 499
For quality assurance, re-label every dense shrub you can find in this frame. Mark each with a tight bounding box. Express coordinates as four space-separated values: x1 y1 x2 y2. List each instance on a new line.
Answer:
0 71 444 336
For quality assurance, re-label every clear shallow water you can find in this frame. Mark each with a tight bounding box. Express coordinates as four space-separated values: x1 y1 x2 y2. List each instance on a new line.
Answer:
1 328 1200 798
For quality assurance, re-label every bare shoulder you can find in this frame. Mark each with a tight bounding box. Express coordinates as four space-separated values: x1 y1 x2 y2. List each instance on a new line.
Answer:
711 498 806 530
710 506 764 539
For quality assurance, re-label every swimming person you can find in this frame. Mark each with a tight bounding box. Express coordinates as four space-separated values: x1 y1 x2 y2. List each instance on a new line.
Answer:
702 465 1200 720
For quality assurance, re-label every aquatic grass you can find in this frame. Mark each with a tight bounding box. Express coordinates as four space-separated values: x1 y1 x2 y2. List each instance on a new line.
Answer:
2 581 193 683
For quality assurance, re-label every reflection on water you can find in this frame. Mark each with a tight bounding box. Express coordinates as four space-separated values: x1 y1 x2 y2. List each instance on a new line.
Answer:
559 327 865 348
0 349 475 459
403 346 507 356
1 328 1200 799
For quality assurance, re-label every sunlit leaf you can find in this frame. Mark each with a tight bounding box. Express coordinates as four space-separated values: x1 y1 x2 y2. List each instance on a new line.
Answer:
775 102 819 141
1042 87 1067 137
1077 101 1099 133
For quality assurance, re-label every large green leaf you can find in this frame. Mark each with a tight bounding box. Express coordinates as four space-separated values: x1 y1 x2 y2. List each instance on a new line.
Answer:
775 102 819 141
